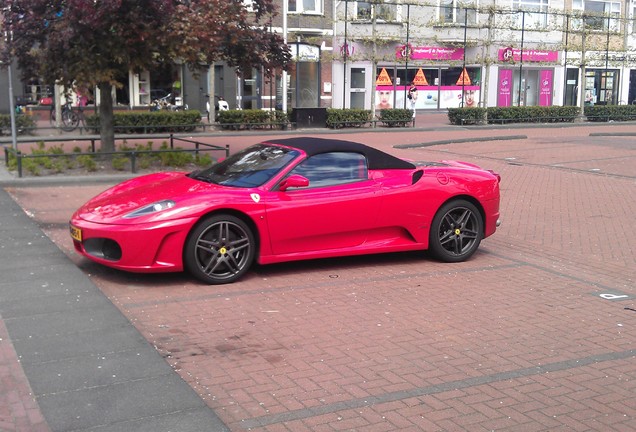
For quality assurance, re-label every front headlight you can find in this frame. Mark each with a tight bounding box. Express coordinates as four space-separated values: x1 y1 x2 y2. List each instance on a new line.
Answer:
123 200 176 219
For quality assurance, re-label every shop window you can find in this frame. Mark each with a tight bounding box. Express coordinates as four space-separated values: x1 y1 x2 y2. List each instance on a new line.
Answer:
288 0 322 14
572 0 621 31
512 0 549 28
439 0 477 25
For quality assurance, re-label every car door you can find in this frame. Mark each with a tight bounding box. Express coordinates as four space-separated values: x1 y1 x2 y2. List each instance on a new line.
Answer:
264 152 382 255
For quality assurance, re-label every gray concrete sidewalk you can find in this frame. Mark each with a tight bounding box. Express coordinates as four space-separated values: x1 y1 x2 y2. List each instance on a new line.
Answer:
0 187 230 431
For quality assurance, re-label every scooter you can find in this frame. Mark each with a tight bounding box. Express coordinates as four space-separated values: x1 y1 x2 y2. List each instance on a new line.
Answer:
206 95 229 122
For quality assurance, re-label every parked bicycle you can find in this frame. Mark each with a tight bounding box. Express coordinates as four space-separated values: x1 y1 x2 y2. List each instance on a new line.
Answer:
150 93 188 112
49 98 84 132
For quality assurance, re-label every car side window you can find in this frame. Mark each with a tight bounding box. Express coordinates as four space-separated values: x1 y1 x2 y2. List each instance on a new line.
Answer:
290 152 368 188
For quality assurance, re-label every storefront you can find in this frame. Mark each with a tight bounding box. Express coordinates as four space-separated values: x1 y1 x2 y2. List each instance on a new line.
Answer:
374 46 481 110
129 64 185 108
496 48 558 107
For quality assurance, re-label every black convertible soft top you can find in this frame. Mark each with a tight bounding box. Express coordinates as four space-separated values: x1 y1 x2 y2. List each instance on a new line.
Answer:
264 137 416 171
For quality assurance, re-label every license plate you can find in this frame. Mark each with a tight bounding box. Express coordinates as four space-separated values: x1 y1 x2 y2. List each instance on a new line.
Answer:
69 224 82 242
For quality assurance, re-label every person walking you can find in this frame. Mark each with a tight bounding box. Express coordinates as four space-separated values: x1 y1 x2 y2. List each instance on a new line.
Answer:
407 82 418 118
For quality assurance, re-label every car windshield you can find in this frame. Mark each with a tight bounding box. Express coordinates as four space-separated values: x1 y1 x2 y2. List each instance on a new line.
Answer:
190 144 300 188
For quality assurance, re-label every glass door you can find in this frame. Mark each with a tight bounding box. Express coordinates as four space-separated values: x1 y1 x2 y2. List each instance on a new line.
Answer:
350 68 366 109
239 69 261 110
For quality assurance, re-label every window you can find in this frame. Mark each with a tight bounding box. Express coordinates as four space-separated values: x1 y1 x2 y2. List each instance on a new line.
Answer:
512 0 549 28
439 0 477 25
288 0 322 14
355 1 399 22
242 0 254 12
573 0 621 31
289 153 368 188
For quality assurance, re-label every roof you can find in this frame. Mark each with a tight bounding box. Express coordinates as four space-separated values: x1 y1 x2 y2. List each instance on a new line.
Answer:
264 137 416 171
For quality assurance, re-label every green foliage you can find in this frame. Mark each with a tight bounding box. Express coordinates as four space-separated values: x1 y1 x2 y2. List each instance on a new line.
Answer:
217 110 288 130
23 158 41 176
447 107 488 125
584 105 636 122
4 0 290 91
486 106 579 124
85 110 202 134
448 106 580 125
377 109 414 127
0 114 36 135
111 156 129 171
77 155 97 172
158 142 193 167
195 153 213 167
326 109 372 128
6 151 18 171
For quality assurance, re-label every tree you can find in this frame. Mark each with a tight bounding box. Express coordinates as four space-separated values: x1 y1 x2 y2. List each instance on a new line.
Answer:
1 0 290 151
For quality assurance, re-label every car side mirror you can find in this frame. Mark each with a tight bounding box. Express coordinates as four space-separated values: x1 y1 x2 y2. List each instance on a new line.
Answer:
279 174 309 191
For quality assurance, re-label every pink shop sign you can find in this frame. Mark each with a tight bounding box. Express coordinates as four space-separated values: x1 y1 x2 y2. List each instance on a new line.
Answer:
396 46 464 61
498 48 558 63
539 70 553 106
498 69 513 107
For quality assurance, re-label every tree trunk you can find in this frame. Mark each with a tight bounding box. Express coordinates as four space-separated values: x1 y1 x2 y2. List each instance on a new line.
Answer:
98 82 115 153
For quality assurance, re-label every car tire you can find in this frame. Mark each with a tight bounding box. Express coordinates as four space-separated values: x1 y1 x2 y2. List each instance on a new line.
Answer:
429 199 483 263
184 214 255 284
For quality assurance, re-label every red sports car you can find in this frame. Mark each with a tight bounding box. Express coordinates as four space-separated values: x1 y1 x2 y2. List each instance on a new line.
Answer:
70 137 501 284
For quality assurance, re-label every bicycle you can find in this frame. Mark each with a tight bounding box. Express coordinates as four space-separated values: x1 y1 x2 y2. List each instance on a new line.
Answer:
49 99 83 132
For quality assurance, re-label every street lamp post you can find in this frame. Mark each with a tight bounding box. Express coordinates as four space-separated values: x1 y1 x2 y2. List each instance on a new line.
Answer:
4 22 18 151
7 60 18 150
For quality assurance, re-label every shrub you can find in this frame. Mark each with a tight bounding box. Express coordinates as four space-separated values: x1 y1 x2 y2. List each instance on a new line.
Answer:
447 107 487 125
85 110 202 134
77 155 97 171
326 109 372 128
584 105 636 122
217 109 288 130
195 153 213 167
23 158 41 176
377 109 413 127
448 106 579 125
0 113 36 135
158 142 193 167
111 156 129 171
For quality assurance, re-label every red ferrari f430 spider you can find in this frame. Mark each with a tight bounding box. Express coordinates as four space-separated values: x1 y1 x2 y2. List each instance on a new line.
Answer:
70 137 501 284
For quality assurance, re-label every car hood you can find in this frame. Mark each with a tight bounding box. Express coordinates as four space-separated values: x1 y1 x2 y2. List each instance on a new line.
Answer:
74 171 229 224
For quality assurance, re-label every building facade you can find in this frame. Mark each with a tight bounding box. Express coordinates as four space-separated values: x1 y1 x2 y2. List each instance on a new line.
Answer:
3 0 636 114
332 0 636 112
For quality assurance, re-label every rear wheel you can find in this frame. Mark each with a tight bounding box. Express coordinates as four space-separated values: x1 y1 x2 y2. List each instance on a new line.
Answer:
429 199 483 262
184 214 255 284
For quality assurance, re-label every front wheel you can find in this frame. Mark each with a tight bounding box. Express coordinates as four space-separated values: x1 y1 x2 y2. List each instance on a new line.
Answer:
61 109 79 131
184 214 255 284
429 199 483 262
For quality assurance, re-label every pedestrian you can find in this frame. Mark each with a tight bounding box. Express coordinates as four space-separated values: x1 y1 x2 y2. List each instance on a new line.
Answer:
407 82 418 118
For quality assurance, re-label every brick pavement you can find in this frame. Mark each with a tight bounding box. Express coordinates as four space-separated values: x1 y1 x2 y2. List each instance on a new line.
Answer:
1 119 635 431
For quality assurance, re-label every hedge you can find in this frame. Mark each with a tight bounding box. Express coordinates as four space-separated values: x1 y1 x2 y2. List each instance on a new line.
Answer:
217 109 288 130
584 105 636 122
448 105 636 125
0 114 36 135
326 109 372 128
84 110 202 133
377 109 414 127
